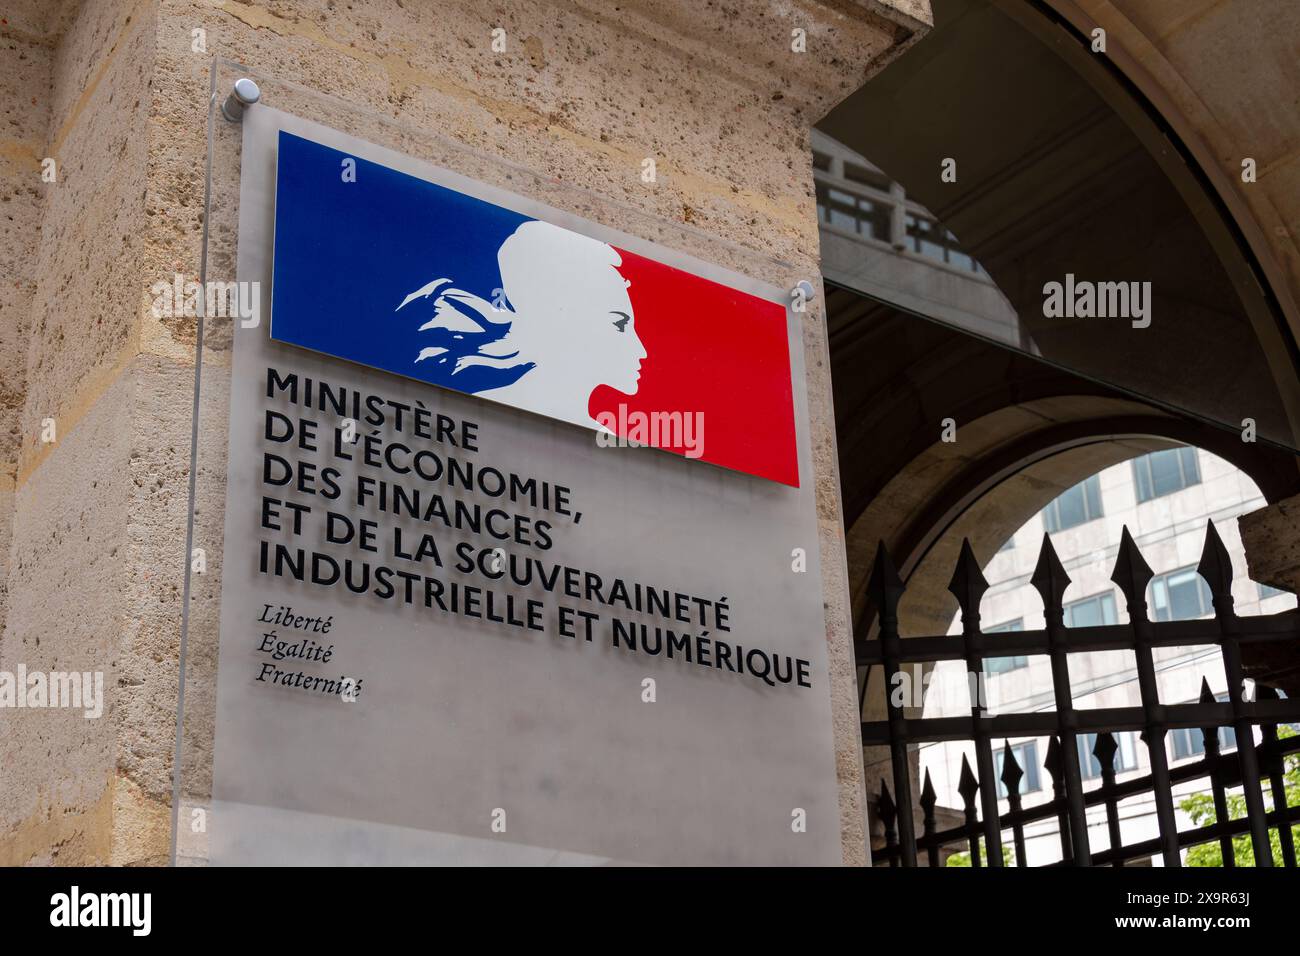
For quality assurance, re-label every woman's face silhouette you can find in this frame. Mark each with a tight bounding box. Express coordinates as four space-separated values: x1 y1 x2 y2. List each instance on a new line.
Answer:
587 267 646 395
498 222 646 396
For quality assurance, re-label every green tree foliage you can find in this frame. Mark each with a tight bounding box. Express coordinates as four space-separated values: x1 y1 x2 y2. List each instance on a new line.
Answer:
1180 725 1298 867
946 839 1015 867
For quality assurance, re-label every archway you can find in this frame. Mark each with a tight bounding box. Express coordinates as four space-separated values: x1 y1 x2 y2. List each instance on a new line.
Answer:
813 0 1300 864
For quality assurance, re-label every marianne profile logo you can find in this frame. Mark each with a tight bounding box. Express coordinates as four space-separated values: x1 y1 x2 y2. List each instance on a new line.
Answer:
268 130 799 486
396 220 647 430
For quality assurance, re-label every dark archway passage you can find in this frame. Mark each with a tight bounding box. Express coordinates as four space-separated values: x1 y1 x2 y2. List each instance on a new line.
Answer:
813 0 1300 866
818 0 1300 454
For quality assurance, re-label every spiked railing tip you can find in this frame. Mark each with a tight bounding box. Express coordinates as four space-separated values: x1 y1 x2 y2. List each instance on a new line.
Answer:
958 753 980 806
867 541 906 616
1044 734 1062 782
948 538 990 625
877 780 897 821
1197 678 1225 754
1000 740 1024 791
1198 676 1215 704
1111 525 1154 615
1031 533 1070 617
1196 520 1235 612
1092 731 1118 770
920 770 937 810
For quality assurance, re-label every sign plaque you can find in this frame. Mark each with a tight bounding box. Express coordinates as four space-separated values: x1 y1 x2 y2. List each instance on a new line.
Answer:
207 104 841 865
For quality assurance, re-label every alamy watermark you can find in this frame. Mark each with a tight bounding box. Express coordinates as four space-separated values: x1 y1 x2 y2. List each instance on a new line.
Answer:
50 886 150 936
0 666 104 718
595 404 705 459
1042 273 1151 329
150 273 260 327
890 664 988 711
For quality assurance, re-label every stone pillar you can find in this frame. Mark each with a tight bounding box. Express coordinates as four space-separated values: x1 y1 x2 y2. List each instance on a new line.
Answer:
1 0 176 866
1240 493 1300 595
1239 493 1300 696
0 0 929 866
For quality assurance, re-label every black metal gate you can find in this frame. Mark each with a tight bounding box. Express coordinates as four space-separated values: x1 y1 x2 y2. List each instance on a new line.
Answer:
860 522 1300 866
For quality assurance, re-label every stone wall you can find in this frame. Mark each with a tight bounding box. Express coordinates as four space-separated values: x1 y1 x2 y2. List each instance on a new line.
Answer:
1 0 174 866
1240 493 1300 595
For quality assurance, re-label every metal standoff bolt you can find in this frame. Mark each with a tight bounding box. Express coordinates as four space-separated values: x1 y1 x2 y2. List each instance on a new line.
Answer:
221 77 261 123
794 279 816 300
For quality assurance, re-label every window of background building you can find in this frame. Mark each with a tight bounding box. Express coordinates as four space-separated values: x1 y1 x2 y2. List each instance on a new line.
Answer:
812 150 831 172
995 741 1041 797
1063 592 1118 628
910 215 942 259
1150 567 1215 622
1041 474 1103 533
842 161 891 193
1170 694 1237 760
902 213 980 272
1132 447 1201 503
946 235 976 273
1077 731 1138 779
815 182 891 243
984 618 1027 674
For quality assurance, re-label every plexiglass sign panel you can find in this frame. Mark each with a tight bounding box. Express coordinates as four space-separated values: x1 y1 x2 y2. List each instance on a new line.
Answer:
192 98 841 865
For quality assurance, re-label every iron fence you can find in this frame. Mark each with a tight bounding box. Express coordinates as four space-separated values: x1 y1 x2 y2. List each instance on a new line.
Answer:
860 522 1300 866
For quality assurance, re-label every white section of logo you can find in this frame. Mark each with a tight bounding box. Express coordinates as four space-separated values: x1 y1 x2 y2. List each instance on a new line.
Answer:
400 221 647 429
